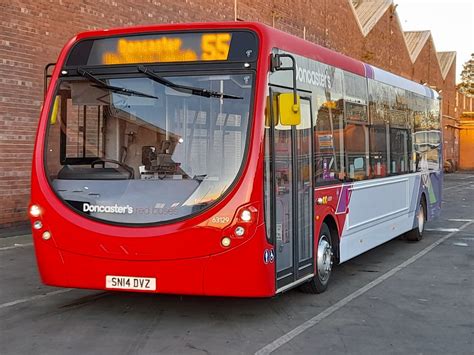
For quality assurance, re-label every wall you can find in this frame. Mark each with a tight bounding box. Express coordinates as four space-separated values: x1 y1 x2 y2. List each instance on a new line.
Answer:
0 0 460 228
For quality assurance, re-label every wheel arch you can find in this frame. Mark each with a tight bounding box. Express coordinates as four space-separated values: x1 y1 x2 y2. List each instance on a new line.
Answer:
321 214 340 263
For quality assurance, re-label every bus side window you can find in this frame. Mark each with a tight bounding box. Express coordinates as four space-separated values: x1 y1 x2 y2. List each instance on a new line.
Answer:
343 71 369 181
344 123 369 180
368 80 389 178
390 128 409 174
314 102 345 184
314 67 345 185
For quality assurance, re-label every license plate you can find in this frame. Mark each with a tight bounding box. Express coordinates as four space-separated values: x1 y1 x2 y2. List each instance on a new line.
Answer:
106 275 156 291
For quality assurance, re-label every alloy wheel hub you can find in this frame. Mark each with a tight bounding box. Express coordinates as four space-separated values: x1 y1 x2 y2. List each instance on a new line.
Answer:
317 236 333 283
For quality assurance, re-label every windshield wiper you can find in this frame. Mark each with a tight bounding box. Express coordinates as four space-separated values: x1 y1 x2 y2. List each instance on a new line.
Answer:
137 65 243 100
77 68 159 100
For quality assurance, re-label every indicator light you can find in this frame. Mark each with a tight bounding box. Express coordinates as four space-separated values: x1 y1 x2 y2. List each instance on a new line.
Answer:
42 231 51 240
221 237 231 247
234 226 245 237
240 209 252 222
33 221 43 230
29 205 41 218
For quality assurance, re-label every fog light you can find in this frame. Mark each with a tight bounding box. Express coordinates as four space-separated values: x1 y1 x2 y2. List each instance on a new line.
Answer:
240 209 252 222
33 221 43 230
29 205 41 218
42 231 51 240
234 226 245 237
221 237 231 247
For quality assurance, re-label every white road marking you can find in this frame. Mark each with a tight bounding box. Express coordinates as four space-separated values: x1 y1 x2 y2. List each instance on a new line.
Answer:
444 181 474 190
254 220 474 355
0 289 73 310
425 228 459 232
0 243 33 251
448 218 474 222
453 242 468 247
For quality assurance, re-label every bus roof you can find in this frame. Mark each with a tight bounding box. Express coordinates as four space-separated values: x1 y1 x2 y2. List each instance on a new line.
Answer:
68 21 439 100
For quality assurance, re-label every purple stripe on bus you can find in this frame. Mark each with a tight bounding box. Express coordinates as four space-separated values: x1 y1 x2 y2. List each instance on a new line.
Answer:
336 184 352 214
424 86 434 98
364 64 374 79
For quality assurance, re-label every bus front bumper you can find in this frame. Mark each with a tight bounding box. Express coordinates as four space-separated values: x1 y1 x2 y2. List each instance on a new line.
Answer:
33 224 275 298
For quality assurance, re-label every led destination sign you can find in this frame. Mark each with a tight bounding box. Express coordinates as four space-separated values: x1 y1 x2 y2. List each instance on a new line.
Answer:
102 33 231 64
65 31 258 66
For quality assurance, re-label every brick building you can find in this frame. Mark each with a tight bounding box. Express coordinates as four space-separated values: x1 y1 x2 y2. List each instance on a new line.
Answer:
0 0 461 228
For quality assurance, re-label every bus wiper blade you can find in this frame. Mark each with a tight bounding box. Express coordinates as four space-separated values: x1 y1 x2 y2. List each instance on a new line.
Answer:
77 68 159 100
137 65 243 100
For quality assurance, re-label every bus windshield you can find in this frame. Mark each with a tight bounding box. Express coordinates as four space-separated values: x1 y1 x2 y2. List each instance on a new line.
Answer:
45 72 253 224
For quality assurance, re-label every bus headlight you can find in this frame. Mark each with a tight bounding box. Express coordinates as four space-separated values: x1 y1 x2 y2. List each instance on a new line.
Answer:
240 209 252 222
29 205 41 218
221 237 231 247
234 226 245 237
42 231 52 240
33 221 43 230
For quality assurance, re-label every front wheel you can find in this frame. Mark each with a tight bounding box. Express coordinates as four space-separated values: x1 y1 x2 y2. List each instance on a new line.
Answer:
406 199 426 242
300 223 334 294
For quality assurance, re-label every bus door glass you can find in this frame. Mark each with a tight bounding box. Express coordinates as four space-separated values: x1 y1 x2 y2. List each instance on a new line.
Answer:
268 89 314 290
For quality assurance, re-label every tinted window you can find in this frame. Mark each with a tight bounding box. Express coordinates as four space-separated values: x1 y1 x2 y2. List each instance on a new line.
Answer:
390 128 410 174
369 126 388 177
314 68 345 184
412 94 441 171
345 124 369 180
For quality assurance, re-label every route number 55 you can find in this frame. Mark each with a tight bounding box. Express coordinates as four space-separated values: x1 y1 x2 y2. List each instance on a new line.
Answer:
201 33 231 61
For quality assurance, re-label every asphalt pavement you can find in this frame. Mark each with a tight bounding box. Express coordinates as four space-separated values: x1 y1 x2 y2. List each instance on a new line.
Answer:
0 172 473 355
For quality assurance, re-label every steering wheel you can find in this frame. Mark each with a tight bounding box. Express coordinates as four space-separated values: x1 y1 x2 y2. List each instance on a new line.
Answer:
91 159 135 179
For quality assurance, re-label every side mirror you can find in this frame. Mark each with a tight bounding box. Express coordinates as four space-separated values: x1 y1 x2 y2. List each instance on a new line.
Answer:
278 93 301 126
50 95 60 125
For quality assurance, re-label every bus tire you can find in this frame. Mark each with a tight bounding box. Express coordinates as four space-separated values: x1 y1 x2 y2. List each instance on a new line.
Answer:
406 198 426 242
300 223 333 294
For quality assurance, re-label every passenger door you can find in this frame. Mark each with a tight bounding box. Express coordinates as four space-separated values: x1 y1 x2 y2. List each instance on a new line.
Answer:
268 89 314 291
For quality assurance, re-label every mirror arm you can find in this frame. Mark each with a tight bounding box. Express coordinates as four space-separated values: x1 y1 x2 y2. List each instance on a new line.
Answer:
44 62 56 99
271 53 298 107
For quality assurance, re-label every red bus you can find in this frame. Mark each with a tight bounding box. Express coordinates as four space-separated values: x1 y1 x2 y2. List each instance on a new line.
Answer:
30 22 442 297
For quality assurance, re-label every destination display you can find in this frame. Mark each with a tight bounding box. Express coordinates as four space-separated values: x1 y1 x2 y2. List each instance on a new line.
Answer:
65 31 258 66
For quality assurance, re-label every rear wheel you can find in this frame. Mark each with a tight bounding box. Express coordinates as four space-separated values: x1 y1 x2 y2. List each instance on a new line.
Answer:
406 198 426 242
300 223 334 294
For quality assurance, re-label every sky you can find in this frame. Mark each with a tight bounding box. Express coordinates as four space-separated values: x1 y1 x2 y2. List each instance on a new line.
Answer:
394 0 473 83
